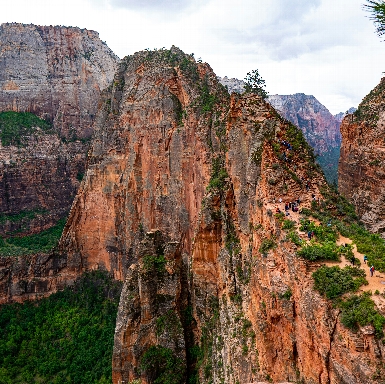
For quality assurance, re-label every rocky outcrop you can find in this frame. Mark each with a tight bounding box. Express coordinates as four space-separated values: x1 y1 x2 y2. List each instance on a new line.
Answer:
268 94 341 152
51 48 382 383
339 77 385 235
218 76 245 94
0 23 119 237
1 47 383 382
334 107 357 123
217 78 344 185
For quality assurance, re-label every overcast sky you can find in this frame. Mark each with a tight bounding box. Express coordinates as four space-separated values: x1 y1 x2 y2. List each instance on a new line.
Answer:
1 0 384 114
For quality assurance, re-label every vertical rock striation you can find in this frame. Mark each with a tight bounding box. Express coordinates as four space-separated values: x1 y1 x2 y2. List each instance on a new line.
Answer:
55 48 384 383
339 77 385 235
0 23 118 237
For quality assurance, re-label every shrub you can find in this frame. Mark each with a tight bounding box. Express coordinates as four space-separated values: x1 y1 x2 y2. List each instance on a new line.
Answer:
297 241 339 261
141 345 185 384
282 220 296 230
313 266 367 299
340 292 385 338
142 254 167 273
287 231 303 246
259 238 277 254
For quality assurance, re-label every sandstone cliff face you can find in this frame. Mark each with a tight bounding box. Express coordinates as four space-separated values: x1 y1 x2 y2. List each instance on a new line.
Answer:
269 94 342 185
0 23 118 139
339 77 385 235
1 46 383 382
217 77 343 185
50 49 383 383
0 23 118 238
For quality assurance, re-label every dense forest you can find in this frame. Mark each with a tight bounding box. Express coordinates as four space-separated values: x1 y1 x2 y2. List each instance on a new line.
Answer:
0 271 122 384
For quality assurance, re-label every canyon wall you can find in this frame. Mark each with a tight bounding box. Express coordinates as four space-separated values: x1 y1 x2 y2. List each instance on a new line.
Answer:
218 77 345 185
339 77 385 235
0 23 118 237
0 46 383 383
51 49 382 383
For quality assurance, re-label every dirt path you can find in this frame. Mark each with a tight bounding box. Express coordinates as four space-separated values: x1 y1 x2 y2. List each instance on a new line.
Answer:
266 200 385 311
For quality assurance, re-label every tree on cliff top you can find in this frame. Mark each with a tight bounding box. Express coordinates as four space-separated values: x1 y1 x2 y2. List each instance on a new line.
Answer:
364 0 385 37
244 69 268 99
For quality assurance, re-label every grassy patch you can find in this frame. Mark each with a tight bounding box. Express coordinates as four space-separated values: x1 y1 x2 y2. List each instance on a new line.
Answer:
0 209 48 225
0 270 122 383
0 219 66 256
0 111 52 147
313 266 367 299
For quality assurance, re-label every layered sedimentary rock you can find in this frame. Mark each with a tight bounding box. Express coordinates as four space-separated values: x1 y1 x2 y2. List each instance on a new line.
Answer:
339 77 385 235
1 47 383 382
51 49 382 383
0 23 118 237
0 23 118 139
268 94 341 152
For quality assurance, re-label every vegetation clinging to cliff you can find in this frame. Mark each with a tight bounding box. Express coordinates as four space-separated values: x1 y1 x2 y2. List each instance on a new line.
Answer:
0 270 122 384
0 218 65 256
0 111 52 147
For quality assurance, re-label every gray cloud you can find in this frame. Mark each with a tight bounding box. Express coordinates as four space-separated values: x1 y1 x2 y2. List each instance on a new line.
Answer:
104 0 203 13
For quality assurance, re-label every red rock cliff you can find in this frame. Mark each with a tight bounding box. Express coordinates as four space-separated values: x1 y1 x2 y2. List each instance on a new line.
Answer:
54 49 383 383
339 77 385 235
1 48 384 382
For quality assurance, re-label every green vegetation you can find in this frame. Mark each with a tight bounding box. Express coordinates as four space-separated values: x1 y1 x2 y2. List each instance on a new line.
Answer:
364 0 385 37
280 289 292 300
0 111 52 147
313 266 367 299
207 157 228 193
282 219 296 230
0 209 48 225
0 270 122 383
141 345 185 384
0 219 66 256
243 69 268 99
259 238 277 254
155 310 183 337
142 254 167 273
340 292 385 338
297 241 340 261
315 146 340 186
304 186 385 271
287 231 303 246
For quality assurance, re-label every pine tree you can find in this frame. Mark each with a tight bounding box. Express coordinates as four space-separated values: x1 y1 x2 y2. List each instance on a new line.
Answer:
364 0 385 37
243 69 268 99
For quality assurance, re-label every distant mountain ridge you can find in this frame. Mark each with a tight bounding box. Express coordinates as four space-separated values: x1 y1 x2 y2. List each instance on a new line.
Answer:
217 76 355 184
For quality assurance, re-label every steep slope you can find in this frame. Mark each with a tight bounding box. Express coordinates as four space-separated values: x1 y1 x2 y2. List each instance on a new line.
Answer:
1 48 384 382
217 77 344 185
269 94 342 185
0 23 118 239
339 77 385 235
52 49 383 383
